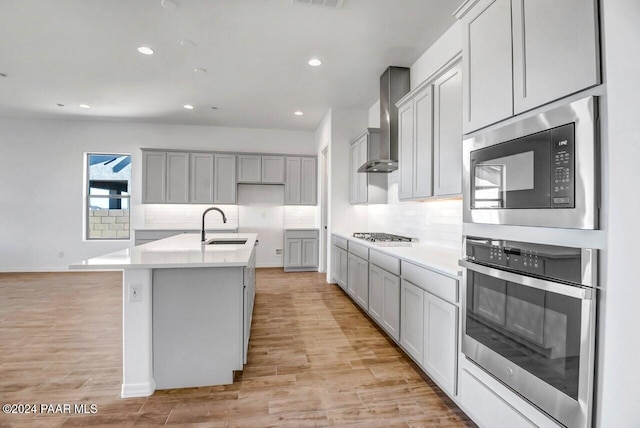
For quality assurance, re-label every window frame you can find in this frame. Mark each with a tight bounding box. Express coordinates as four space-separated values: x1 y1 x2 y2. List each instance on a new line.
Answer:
85 152 132 241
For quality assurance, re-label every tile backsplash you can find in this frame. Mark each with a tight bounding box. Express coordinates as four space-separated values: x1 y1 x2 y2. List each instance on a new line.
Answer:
143 204 239 229
366 171 462 251
283 205 318 228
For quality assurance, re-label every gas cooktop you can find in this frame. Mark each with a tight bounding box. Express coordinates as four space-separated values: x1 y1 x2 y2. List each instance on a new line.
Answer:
352 233 414 246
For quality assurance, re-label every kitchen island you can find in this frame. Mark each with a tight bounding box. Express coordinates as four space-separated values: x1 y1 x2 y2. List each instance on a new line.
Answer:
70 233 257 398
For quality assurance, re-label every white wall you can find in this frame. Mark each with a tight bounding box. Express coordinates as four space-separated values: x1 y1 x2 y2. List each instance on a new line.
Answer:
0 117 314 270
364 22 464 250
596 1 640 426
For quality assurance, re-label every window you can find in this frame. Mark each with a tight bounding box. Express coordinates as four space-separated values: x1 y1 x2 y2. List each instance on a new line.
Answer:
86 154 131 240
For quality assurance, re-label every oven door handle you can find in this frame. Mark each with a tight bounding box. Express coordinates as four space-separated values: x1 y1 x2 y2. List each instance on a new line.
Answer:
459 259 593 300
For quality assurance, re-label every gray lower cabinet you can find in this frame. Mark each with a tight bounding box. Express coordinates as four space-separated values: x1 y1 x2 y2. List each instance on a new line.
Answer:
368 263 400 341
332 245 348 290
285 156 317 205
142 151 166 203
347 253 369 310
284 229 318 272
214 154 236 204
400 261 459 396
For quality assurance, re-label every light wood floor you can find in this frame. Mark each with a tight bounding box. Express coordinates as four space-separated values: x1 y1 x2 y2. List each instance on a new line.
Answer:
0 269 475 427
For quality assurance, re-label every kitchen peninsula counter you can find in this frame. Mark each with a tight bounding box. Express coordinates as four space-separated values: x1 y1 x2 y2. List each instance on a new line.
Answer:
69 233 257 398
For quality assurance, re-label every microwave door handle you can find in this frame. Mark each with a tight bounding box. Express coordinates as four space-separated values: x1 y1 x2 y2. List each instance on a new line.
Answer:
459 259 592 300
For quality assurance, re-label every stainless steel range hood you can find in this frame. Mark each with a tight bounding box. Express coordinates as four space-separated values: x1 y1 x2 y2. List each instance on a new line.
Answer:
358 66 410 173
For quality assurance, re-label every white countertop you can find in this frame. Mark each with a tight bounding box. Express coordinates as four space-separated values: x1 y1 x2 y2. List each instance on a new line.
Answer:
333 232 462 277
134 225 239 232
70 233 257 270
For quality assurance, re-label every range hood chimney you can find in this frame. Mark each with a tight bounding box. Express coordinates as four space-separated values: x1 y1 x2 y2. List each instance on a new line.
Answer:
358 66 410 173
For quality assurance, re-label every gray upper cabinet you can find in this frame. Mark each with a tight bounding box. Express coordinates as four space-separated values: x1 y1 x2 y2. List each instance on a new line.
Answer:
433 63 463 196
460 0 513 133
237 155 262 183
189 153 214 204
457 0 600 133
349 129 386 205
300 157 317 205
285 156 316 205
284 157 301 204
165 152 189 204
142 151 166 203
261 156 285 184
397 60 461 201
511 0 600 114
398 85 434 201
214 154 237 204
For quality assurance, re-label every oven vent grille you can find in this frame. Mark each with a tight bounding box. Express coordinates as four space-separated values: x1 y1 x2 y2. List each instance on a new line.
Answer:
292 0 345 9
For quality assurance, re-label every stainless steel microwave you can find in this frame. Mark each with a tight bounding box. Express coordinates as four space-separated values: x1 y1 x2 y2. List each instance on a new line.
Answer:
463 97 599 229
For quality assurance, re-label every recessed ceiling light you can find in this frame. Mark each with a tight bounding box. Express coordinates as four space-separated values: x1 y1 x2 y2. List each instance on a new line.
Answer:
0 73 7 78
294 111 303 116
194 68 207 73
180 40 196 48
137 46 154 55
308 58 322 67
211 106 218 110
183 104 195 110
56 103 64 107
160 0 177 10
79 104 91 109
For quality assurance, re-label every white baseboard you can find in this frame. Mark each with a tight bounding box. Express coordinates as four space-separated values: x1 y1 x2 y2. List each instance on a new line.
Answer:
256 263 284 268
121 380 156 398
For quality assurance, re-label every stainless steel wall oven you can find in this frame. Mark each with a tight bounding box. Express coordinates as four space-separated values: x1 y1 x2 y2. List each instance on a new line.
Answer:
463 96 599 229
460 237 597 428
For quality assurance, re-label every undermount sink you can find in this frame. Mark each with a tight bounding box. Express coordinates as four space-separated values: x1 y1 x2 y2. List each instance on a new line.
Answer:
204 238 248 245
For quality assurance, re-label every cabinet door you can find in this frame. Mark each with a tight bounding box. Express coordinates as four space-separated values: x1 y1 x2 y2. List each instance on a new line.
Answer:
462 0 513 132
332 246 345 289
512 0 599 114
369 264 384 324
355 257 369 310
285 238 302 268
350 142 360 204
142 151 166 203
424 292 458 395
284 157 301 205
401 279 424 363
214 154 237 204
166 152 189 203
357 138 368 203
190 153 214 204
261 156 285 184
413 86 434 199
398 101 414 200
382 271 401 341
301 238 318 268
339 248 348 290
237 155 262 183
301 157 317 205
433 63 463 196
347 254 358 298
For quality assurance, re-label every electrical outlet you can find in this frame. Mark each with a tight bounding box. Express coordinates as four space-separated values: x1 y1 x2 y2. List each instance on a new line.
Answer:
261 211 266 218
275 248 282 255
58 251 64 258
129 283 142 302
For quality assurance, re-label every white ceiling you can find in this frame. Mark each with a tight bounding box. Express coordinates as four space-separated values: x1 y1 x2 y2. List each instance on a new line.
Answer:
0 0 461 131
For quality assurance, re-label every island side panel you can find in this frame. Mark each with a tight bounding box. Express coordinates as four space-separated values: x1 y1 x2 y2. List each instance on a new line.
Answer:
122 268 155 398
153 267 244 390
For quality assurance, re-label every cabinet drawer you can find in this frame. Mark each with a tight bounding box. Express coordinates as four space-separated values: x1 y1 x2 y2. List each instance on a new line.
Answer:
348 241 369 260
370 249 400 276
333 235 348 251
402 261 458 304
460 369 535 428
286 229 318 239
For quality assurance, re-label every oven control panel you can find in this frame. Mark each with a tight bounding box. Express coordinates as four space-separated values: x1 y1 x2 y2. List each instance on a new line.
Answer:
550 123 575 208
465 237 582 284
